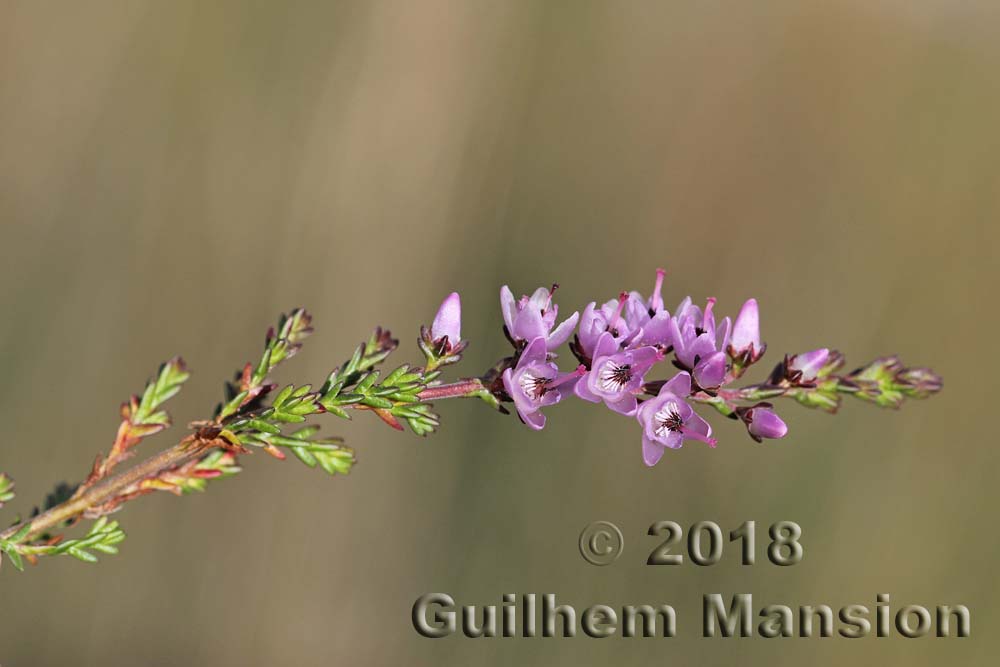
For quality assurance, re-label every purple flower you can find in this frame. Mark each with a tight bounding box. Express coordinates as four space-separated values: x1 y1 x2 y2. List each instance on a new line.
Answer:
728 298 765 363
636 371 716 466
787 348 829 383
430 292 462 351
575 270 681 357
501 337 584 430
740 405 788 442
575 332 663 416
501 285 579 352
668 296 731 370
577 292 652 358
620 292 654 335
576 301 614 358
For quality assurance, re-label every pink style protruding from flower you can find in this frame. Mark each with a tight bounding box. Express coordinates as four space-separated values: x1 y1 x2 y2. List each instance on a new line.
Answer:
729 298 763 362
636 372 716 467
608 292 629 333
648 268 666 313
631 269 672 348
500 285 579 352
788 348 830 383
575 332 662 416
430 292 462 348
501 337 584 430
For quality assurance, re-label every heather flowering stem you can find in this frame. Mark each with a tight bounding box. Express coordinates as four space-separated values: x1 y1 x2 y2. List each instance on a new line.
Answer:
0 276 942 573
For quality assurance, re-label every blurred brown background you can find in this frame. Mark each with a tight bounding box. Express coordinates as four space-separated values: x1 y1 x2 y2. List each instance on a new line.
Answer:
1 1 997 665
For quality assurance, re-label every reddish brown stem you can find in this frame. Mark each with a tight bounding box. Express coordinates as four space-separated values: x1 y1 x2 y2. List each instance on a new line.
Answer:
416 379 486 401
0 437 217 545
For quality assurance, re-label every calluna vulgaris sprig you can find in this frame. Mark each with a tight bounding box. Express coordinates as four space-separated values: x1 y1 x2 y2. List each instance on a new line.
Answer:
0 270 941 571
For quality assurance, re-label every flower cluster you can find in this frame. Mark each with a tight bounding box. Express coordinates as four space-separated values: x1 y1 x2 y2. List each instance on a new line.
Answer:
456 269 943 467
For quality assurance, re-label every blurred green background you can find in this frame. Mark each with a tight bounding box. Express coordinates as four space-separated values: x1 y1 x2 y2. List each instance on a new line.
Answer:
1 1 997 664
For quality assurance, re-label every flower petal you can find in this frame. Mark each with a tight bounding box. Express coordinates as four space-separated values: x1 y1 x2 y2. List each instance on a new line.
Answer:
642 435 666 466
663 429 685 449
606 394 638 417
513 304 547 342
546 311 580 350
501 368 517 402
661 371 692 397
574 373 601 403
693 351 727 389
629 345 662 373
577 302 605 357
500 285 517 332
592 331 618 360
689 332 718 364
716 316 731 352
685 410 713 440
518 336 549 368
637 311 672 347
521 406 546 430
528 287 550 311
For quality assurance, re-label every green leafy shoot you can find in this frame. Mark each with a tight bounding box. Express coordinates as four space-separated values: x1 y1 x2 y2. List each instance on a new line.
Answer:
19 517 126 565
131 357 191 429
217 309 315 421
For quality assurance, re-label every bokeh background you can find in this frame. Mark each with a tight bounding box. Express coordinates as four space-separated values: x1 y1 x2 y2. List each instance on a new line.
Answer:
1 1 997 664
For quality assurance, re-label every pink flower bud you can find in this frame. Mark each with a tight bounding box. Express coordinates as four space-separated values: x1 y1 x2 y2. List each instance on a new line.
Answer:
788 348 830 382
745 407 788 441
431 292 462 345
730 298 761 359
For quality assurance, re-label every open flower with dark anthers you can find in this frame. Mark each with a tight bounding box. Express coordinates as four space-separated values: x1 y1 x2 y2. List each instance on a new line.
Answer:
736 404 789 442
501 337 585 430
500 284 579 352
576 294 630 357
573 270 679 360
575 332 662 416
668 296 731 371
636 371 717 466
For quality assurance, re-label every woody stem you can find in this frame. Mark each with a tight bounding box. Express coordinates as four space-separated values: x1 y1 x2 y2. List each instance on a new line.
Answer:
0 438 216 544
